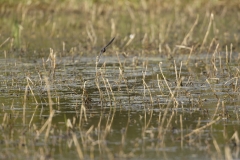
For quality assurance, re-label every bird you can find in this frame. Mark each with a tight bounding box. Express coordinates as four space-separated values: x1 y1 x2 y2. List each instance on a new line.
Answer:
97 37 115 62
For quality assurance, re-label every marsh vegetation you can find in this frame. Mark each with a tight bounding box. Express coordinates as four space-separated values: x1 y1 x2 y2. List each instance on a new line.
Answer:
0 0 240 159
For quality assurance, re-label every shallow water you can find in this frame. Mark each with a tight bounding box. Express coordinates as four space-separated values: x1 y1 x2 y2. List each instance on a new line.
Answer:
0 52 239 159
0 1 240 159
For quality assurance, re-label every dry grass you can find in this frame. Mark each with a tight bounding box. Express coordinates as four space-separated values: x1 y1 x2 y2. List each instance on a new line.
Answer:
0 0 239 54
0 0 240 160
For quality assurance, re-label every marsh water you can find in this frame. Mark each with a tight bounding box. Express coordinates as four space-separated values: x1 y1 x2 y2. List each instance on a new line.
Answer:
1 1 240 159
0 51 239 159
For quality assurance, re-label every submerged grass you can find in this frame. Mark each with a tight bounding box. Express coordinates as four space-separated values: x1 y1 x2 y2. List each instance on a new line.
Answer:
0 0 240 160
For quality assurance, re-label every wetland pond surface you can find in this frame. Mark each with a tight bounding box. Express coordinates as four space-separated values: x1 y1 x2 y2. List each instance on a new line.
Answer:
0 52 240 160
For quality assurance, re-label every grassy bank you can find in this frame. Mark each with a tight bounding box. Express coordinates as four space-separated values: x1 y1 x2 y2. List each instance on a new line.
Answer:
0 0 239 56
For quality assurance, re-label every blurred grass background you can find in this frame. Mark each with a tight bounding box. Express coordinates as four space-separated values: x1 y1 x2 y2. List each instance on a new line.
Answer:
0 0 239 56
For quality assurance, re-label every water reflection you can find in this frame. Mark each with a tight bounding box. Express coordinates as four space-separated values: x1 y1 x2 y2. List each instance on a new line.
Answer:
0 53 239 159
